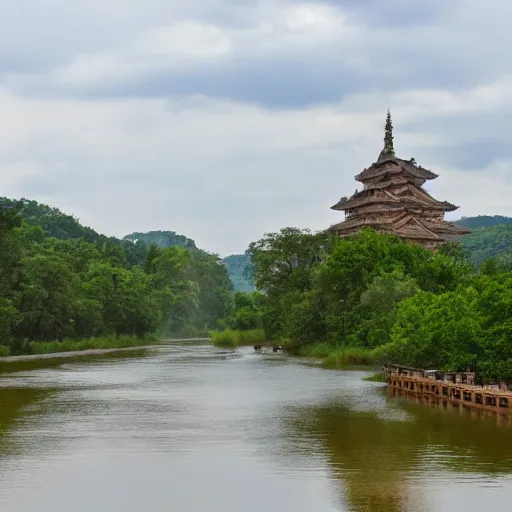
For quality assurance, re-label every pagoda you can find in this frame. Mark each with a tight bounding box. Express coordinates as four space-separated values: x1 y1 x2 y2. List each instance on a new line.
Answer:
329 111 470 249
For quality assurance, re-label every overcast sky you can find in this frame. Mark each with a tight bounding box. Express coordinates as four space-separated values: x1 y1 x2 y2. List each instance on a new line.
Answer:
1 0 511 256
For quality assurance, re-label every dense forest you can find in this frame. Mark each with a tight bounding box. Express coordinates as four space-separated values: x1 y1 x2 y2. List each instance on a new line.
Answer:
0 198 234 355
456 220 512 266
225 216 512 292
247 226 512 382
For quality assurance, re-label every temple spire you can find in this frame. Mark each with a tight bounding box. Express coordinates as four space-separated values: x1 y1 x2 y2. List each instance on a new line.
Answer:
378 110 395 161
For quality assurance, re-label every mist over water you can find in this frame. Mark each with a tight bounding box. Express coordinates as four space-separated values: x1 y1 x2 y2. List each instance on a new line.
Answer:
1 343 512 512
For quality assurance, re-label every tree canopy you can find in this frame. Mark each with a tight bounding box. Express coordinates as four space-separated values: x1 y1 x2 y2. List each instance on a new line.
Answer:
248 225 512 381
0 200 234 354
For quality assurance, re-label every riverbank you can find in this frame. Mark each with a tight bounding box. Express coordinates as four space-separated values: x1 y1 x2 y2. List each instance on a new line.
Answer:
0 344 160 363
297 343 375 367
27 335 157 356
210 331 382 374
0 337 211 363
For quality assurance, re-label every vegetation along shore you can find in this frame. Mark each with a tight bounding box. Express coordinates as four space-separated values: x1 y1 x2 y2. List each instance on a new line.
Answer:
214 220 512 384
3 193 512 386
0 198 234 356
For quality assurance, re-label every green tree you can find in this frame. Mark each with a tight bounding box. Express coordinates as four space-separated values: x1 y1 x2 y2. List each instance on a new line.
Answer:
358 271 417 348
248 227 330 296
148 247 200 334
14 253 78 343
376 287 482 371
248 227 330 339
228 292 263 331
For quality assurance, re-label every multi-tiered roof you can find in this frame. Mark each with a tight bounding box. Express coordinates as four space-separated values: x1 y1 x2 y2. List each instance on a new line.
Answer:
329 112 470 249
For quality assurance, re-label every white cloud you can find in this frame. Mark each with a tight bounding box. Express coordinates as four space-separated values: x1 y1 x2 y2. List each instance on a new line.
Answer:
1 0 512 254
2 72 512 254
135 22 232 59
40 2 352 91
434 159 512 221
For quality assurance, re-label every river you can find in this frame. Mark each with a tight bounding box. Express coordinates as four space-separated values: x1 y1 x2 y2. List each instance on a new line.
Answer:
1 342 512 512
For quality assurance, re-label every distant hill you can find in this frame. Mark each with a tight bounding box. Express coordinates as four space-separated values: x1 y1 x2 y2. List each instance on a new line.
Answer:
222 254 254 292
0 197 111 245
456 215 512 229
123 231 197 250
123 231 257 291
0 197 154 267
0 197 252 292
455 220 512 266
123 232 256 292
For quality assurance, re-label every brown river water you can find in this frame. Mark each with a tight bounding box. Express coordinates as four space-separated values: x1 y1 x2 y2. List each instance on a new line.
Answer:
1 342 512 512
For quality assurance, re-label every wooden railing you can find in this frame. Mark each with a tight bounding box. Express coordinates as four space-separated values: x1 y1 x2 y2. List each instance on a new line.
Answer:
384 365 512 415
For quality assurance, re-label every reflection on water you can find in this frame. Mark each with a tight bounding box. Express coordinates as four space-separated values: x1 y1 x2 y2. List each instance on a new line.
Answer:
0 387 53 456
0 344 512 512
389 387 512 429
282 388 512 511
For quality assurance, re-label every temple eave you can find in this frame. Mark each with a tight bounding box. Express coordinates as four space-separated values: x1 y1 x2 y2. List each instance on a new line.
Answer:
332 199 459 213
329 216 471 242
354 159 439 183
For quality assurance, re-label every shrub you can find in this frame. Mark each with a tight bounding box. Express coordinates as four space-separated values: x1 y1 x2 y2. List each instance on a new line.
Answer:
238 329 265 343
210 329 241 347
323 347 376 368
298 343 333 359
298 343 376 368
211 329 266 347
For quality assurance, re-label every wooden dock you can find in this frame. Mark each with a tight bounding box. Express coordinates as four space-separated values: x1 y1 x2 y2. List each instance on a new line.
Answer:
384 364 512 416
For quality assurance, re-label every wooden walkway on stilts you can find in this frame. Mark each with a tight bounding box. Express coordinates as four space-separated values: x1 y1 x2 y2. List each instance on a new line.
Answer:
384 364 512 416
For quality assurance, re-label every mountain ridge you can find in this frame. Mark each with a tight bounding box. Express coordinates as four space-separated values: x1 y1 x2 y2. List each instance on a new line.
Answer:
455 215 512 229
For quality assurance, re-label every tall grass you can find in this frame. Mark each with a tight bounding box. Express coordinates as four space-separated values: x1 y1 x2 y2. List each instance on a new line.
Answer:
211 329 266 348
0 345 9 357
29 335 156 355
323 347 376 368
299 342 376 368
210 329 240 347
239 329 266 343
298 343 333 359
